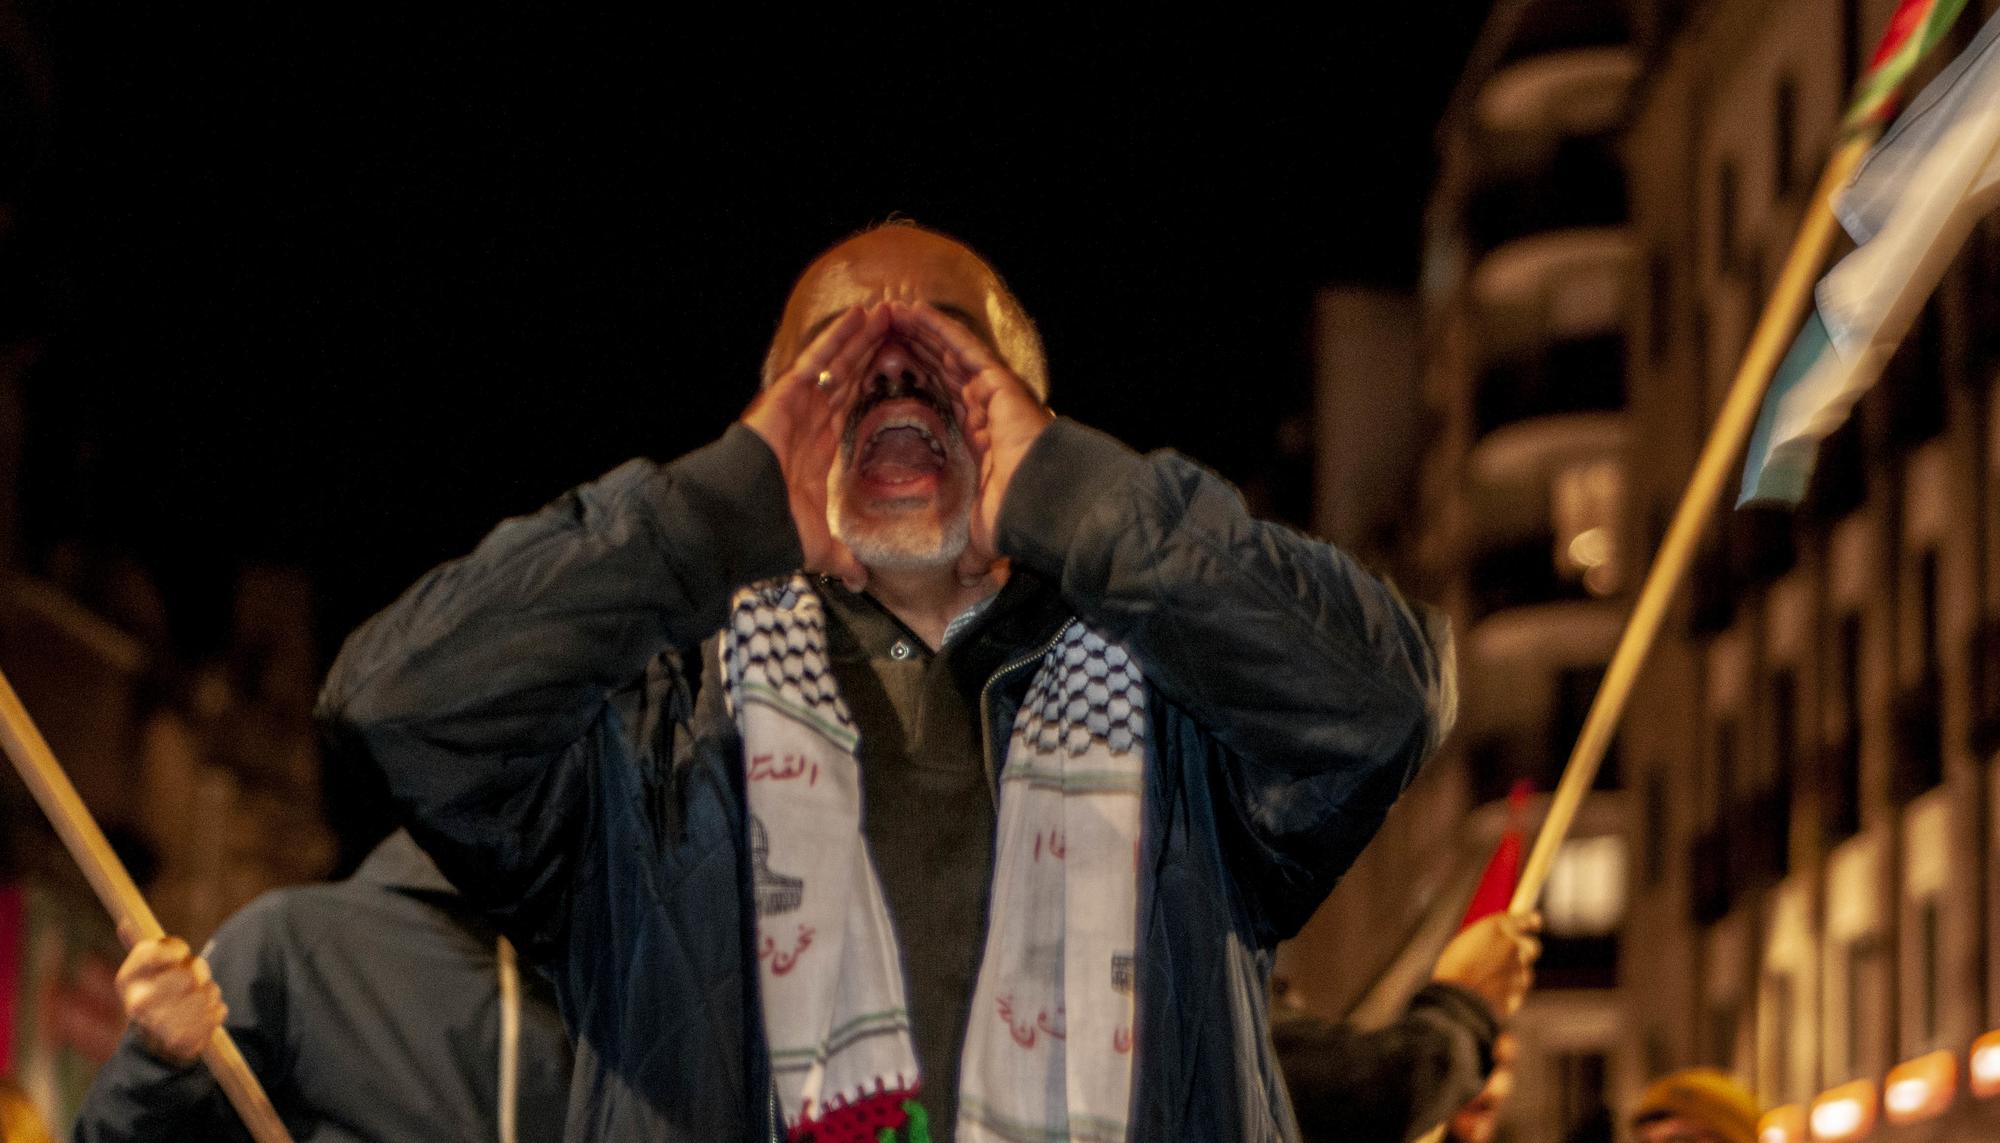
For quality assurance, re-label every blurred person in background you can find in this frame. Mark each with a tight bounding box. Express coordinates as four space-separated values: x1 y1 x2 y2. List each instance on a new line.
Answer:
70 830 571 1143
1628 1068 1758 1143
1277 911 1540 1143
1444 1033 1515 1143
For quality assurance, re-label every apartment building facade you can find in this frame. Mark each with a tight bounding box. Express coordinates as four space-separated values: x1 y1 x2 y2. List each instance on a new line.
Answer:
1293 1 2000 1140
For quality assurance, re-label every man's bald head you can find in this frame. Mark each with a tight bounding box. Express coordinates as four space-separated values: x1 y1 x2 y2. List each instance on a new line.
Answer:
761 222 1048 399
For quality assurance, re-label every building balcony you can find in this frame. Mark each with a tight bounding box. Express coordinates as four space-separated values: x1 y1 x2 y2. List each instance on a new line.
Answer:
1476 46 1640 141
1464 412 1626 561
1474 332 1626 437
1472 227 1634 362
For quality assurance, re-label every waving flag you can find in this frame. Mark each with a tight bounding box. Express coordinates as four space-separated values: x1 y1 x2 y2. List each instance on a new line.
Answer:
1844 0 1976 134
1459 781 1531 929
1740 3 2000 505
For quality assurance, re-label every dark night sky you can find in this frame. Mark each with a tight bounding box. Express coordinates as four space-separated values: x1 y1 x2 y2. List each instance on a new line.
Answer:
17 9 1489 657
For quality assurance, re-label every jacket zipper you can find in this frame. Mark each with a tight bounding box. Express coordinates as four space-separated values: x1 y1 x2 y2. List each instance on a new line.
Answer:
977 624 1070 805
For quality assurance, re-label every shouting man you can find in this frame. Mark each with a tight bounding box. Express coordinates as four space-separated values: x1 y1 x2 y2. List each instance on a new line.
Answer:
319 222 1455 1142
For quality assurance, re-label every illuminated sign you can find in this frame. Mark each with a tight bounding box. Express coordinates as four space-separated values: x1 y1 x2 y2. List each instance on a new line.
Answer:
1808 1080 1877 1141
1882 1049 1955 1124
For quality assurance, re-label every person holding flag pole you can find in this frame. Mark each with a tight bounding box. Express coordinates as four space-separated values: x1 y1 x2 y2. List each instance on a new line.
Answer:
1277 798 1541 1143
1400 2 1983 1140
1494 0 1980 946
0 668 295 1143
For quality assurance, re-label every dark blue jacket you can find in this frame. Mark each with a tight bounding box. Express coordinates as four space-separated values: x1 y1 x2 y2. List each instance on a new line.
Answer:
71 831 572 1143
317 419 1454 1141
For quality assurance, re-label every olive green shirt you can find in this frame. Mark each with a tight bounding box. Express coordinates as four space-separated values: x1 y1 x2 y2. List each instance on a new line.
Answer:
817 575 1068 1139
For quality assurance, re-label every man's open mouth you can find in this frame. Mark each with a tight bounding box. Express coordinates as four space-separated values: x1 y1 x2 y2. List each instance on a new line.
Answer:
845 376 958 487
854 404 951 484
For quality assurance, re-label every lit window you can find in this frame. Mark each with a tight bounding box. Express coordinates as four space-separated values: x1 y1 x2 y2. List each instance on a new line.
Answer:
1552 459 1624 596
1544 835 1627 936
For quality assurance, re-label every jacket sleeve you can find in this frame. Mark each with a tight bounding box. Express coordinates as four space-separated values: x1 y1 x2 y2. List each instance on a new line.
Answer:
71 899 294 1143
1273 984 1497 1143
315 426 804 949
996 418 1456 938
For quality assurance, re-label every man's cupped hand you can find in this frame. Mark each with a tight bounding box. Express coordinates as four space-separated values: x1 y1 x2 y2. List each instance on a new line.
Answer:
887 301 1055 584
741 303 887 592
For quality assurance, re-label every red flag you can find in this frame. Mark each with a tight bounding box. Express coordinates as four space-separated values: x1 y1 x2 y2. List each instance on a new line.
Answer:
1459 782 1532 929
0 882 21 1074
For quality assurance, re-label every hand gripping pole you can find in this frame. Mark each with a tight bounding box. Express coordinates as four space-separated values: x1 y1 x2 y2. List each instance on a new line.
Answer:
0 665 295 1143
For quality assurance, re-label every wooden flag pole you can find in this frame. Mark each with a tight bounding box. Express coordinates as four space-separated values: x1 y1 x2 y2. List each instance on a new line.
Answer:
1504 132 1877 918
1407 128 1882 1143
0 665 295 1143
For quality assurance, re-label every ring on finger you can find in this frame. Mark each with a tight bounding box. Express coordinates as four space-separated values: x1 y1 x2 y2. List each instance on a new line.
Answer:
816 370 836 390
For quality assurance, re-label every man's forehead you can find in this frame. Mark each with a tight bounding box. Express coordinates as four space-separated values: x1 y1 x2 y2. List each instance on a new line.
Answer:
784 229 1004 344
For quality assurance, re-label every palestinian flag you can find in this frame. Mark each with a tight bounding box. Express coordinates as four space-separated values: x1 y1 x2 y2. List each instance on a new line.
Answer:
1740 7 2000 504
1844 0 1973 135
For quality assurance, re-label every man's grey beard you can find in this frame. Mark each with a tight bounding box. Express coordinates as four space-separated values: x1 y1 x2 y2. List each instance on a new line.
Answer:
827 442 977 572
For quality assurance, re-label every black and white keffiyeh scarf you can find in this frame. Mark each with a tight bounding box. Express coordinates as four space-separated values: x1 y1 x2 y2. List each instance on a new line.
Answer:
723 575 1144 1143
